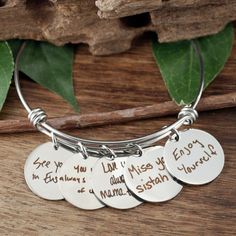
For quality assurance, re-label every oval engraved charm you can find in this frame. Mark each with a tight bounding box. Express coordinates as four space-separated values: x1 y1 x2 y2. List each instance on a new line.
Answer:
164 129 225 185
58 154 105 210
124 146 183 202
92 158 143 209
24 142 71 200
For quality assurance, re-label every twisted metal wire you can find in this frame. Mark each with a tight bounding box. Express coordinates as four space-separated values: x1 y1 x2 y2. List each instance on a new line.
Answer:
178 107 199 125
14 40 204 158
76 142 89 159
28 108 47 127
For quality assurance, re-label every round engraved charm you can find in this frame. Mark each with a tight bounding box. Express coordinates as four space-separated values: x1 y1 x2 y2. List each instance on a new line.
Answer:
58 154 105 210
124 146 183 202
164 129 225 185
24 142 71 200
92 158 143 209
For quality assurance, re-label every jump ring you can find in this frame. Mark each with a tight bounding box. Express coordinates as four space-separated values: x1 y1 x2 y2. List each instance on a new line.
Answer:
126 143 143 157
77 142 89 159
169 128 180 142
51 133 59 150
100 145 117 161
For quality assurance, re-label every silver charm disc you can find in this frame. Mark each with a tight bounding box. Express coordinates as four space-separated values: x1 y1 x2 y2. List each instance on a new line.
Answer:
124 146 183 202
92 158 143 209
58 154 105 210
24 142 71 200
164 129 225 185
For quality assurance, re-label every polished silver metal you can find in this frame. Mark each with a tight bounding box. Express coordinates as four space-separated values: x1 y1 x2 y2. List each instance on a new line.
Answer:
24 142 72 200
163 129 225 185
91 157 143 209
76 142 89 159
124 146 183 202
100 145 117 161
51 132 59 150
58 154 105 210
178 107 199 125
28 108 47 127
170 128 180 142
14 40 204 158
126 143 144 157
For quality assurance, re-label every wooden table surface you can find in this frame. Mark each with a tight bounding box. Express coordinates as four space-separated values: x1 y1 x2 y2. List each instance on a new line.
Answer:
0 35 236 235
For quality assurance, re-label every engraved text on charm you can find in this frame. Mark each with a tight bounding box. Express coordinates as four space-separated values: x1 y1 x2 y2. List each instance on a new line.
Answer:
163 129 225 185
24 142 71 200
124 146 183 202
92 158 142 209
58 154 105 210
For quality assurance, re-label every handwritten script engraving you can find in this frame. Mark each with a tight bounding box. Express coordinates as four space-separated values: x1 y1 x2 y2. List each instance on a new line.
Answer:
124 147 183 202
58 155 105 210
126 157 170 193
173 142 218 175
92 158 142 209
31 157 65 184
164 129 225 185
24 142 71 200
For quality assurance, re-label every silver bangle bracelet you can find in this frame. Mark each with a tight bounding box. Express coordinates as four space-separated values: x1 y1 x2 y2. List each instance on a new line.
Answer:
14 40 204 159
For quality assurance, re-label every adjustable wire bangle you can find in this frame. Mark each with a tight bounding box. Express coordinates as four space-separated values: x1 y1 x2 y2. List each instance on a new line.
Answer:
14 40 204 159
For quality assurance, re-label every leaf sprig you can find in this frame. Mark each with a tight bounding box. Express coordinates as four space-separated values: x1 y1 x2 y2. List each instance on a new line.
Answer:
152 24 234 105
0 42 14 111
1 40 79 112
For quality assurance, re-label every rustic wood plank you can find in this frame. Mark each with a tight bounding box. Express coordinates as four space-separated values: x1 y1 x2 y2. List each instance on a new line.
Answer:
0 0 235 54
0 92 235 134
96 0 235 18
0 35 235 235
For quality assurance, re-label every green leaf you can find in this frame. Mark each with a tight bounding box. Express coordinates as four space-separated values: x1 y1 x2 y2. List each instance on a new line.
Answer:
12 41 79 112
0 41 14 111
8 39 22 59
152 24 234 105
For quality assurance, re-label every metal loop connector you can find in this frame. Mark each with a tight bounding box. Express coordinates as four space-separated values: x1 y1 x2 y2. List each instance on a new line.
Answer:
28 108 47 127
178 107 199 125
100 145 117 161
76 142 89 159
169 128 180 142
51 133 59 150
126 143 143 157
